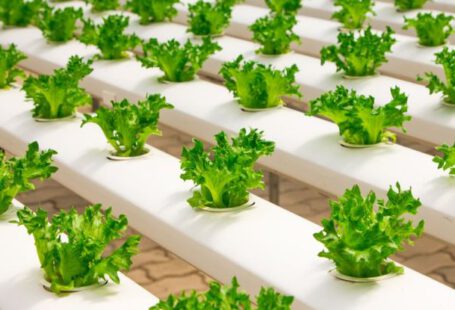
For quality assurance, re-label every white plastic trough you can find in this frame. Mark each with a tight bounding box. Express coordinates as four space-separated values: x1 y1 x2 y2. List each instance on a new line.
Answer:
1 90 455 310
172 0 452 83
0 201 158 310
244 0 455 41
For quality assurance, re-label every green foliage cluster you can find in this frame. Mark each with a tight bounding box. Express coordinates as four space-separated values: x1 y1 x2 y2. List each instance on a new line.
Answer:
0 142 57 215
0 0 43 27
332 0 375 30
321 26 396 77
85 0 120 12
22 56 93 119
265 0 301 14
188 0 235 36
82 95 173 157
306 85 410 145
138 37 221 82
37 5 83 42
404 13 454 47
418 48 455 104
0 44 26 89
219 55 301 109
394 0 428 11
314 183 424 278
79 15 141 60
150 277 294 309
180 128 275 209
125 0 180 24
15 204 140 293
433 143 455 176
249 13 300 55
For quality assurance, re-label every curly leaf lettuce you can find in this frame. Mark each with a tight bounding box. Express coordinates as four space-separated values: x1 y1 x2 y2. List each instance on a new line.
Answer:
320 26 396 77
15 204 141 293
0 142 57 215
219 55 301 109
137 37 221 82
418 48 455 104
0 44 26 89
82 95 173 157
125 0 180 24
180 128 275 209
433 143 455 176
249 13 300 55
404 13 454 47
188 0 234 36
265 0 301 14
22 56 93 119
332 0 375 30
37 5 83 42
150 277 294 309
0 0 43 27
394 0 428 11
85 0 120 12
307 85 410 145
79 15 141 60
314 183 424 278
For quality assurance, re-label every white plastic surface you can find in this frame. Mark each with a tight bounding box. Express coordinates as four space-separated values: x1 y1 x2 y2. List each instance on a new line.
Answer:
246 0 455 40
1 91 455 310
0 201 158 310
173 0 452 83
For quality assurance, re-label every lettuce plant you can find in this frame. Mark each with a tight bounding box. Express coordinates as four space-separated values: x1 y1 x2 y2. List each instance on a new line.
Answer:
321 26 395 77
84 0 120 12
394 0 428 11
404 13 454 47
0 142 57 215
125 0 180 24
79 15 141 60
219 56 301 109
150 277 294 309
22 56 93 120
0 44 26 89
82 95 173 157
137 37 221 82
433 143 455 176
306 86 410 145
265 0 301 14
418 48 455 105
180 128 275 209
314 183 424 278
332 0 375 30
249 13 300 55
15 204 140 293
0 0 43 27
37 5 83 42
188 0 234 36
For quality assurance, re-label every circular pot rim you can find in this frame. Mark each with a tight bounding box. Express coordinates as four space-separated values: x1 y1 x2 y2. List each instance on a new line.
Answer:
343 73 380 80
41 278 108 293
241 104 284 112
192 31 225 39
107 145 152 161
339 140 391 148
329 268 400 283
257 50 294 58
197 201 255 212
442 99 455 107
159 75 199 84
416 42 448 48
34 114 77 123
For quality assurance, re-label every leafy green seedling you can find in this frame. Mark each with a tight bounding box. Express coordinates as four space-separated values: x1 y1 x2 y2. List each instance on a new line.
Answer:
249 13 300 55
314 183 424 278
125 0 180 24
137 37 221 82
433 143 455 176
180 128 275 209
321 26 396 77
394 0 428 11
84 0 120 12
16 204 141 293
79 15 141 60
0 44 26 89
82 95 173 157
22 56 93 120
0 0 43 27
306 85 410 145
332 0 375 30
219 55 301 109
0 142 57 215
265 0 301 14
404 13 454 47
188 0 234 36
